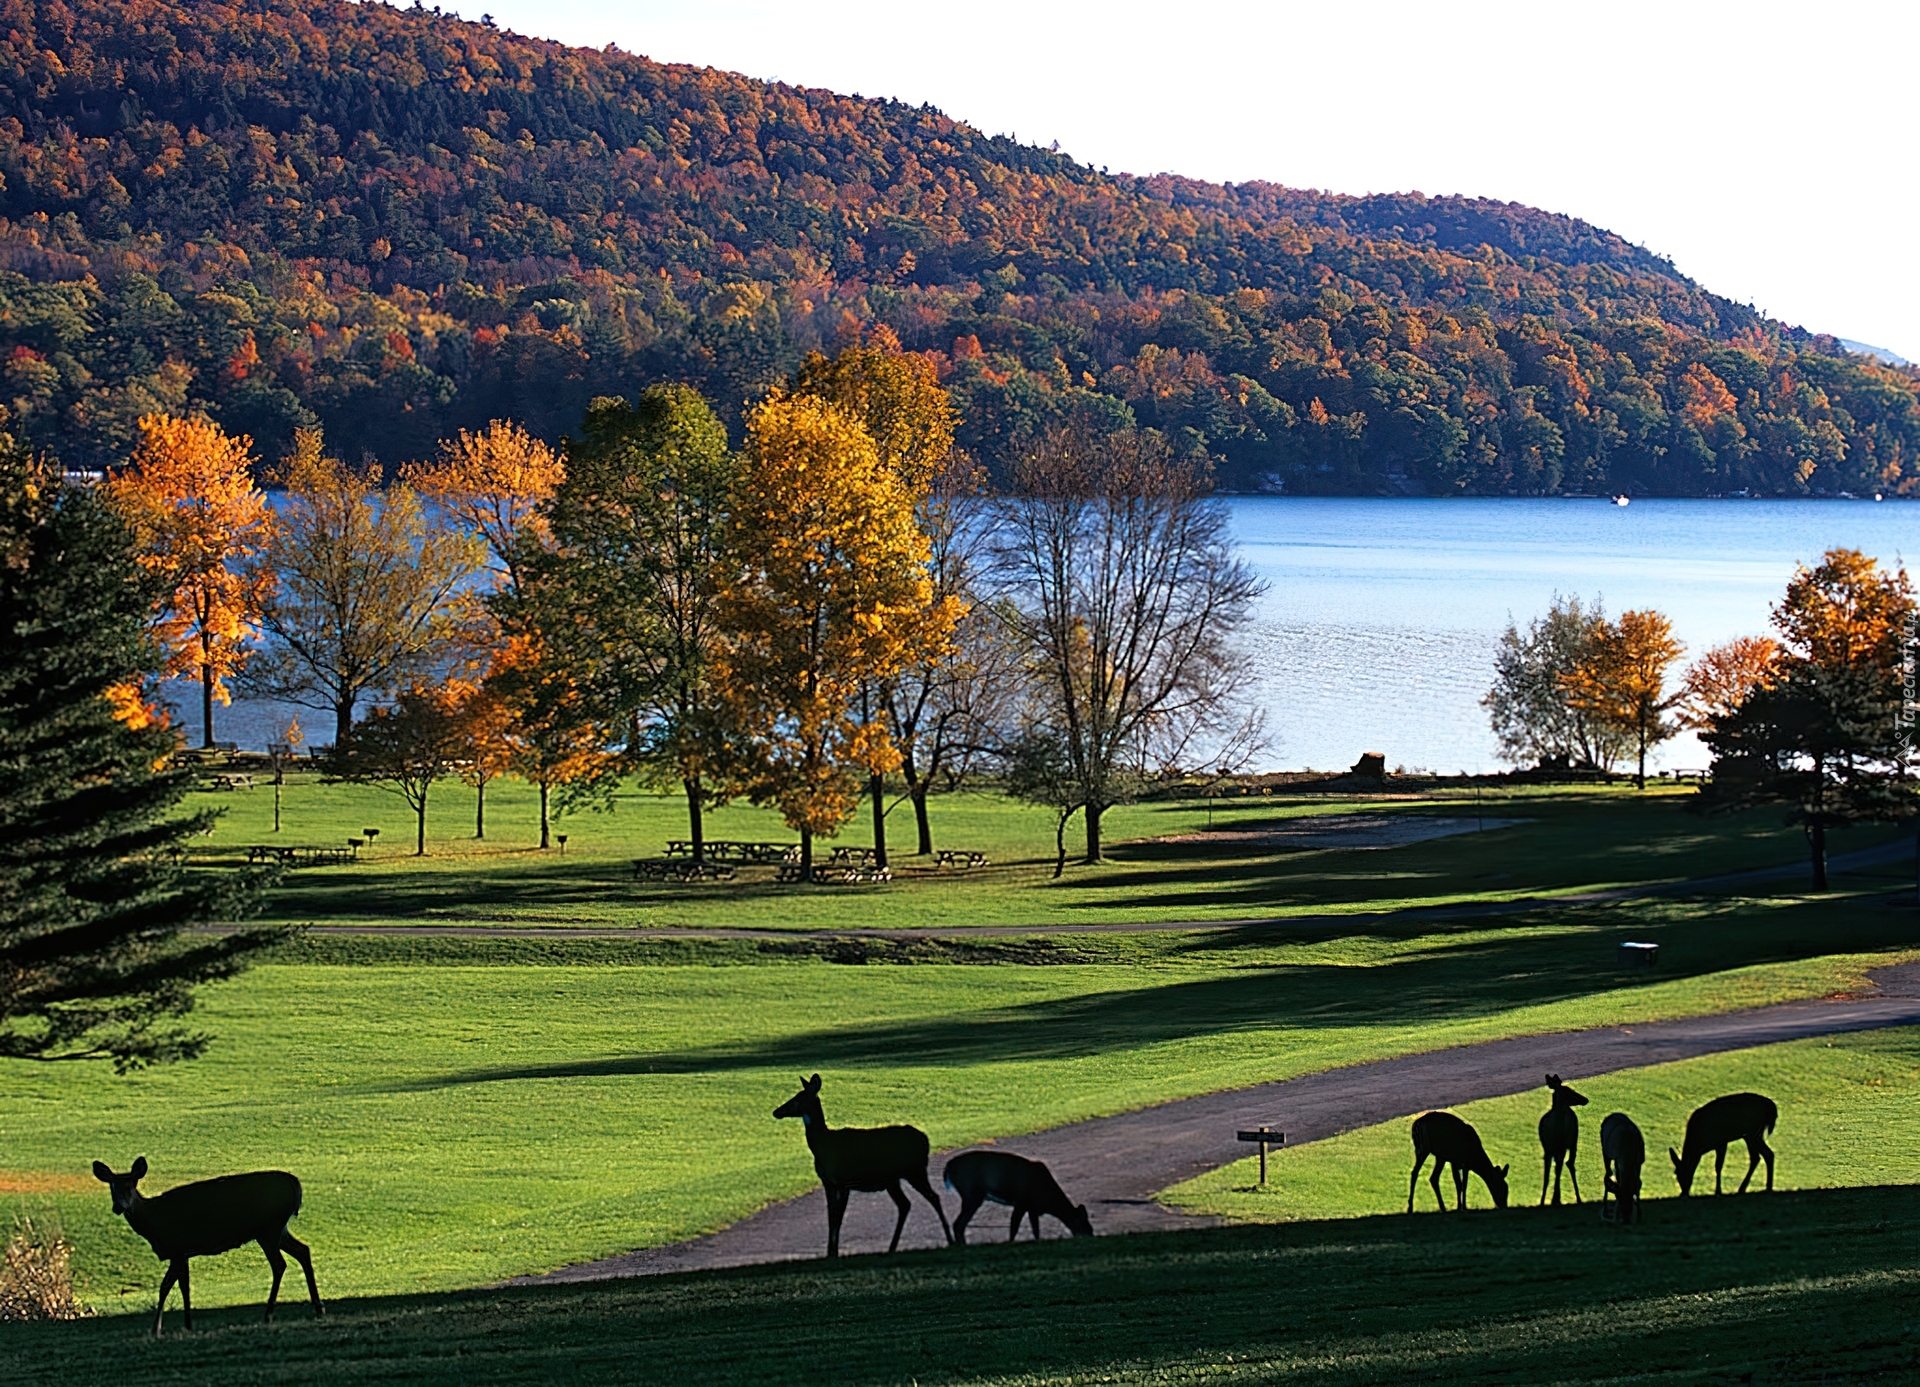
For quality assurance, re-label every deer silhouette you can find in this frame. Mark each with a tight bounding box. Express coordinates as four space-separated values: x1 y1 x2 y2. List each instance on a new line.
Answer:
943 1150 1093 1244
1600 1112 1645 1225
93 1157 322 1334
1538 1074 1589 1206
1671 1092 1778 1196
1407 1111 1510 1212
773 1074 953 1257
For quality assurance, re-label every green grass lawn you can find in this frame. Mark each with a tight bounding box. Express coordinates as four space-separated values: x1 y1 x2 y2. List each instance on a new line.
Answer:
1168 1025 1920 1222
7 1187 1915 1385
191 775 1907 931
6 883 1913 1313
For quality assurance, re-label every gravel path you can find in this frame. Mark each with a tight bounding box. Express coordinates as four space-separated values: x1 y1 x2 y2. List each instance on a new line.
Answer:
514 959 1920 1283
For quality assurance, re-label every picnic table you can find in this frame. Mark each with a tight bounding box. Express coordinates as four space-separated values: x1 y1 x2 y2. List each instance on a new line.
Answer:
209 772 256 791
247 844 358 868
663 839 796 864
828 845 881 866
633 858 737 884
933 849 989 870
775 862 892 886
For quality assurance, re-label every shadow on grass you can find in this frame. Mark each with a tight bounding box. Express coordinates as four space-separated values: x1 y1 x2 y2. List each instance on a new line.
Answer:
16 1187 1917 1387
384 891 1918 1090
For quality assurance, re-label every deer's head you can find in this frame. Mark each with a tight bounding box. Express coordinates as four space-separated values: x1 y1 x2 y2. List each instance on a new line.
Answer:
774 1073 823 1124
1484 1163 1511 1208
92 1156 148 1216
1669 1146 1698 1196
1063 1203 1094 1238
1546 1075 1589 1108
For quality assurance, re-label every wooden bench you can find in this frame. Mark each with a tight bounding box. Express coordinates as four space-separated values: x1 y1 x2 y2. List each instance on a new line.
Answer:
633 858 737 884
776 863 892 886
248 844 356 868
933 849 989 870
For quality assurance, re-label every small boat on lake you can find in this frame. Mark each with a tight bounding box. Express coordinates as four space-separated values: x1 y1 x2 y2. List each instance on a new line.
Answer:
1612 494 1630 506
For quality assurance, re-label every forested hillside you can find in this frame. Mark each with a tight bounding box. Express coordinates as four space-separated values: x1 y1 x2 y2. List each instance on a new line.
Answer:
0 0 1914 494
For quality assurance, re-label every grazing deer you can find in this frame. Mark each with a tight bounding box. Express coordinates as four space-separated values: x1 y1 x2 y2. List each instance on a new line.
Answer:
1670 1092 1778 1196
943 1150 1093 1244
1600 1112 1645 1225
1407 1111 1510 1213
93 1157 322 1334
773 1074 954 1257
1538 1074 1589 1206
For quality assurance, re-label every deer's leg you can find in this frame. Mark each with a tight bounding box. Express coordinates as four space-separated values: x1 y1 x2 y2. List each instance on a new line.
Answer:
1430 1159 1448 1212
1756 1135 1775 1191
825 1185 848 1258
1540 1151 1551 1206
885 1181 913 1253
1567 1147 1581 1204
1713 1145 1728 1195
154 1262 181 1336
1454 1165 1469 1211
906 1169 954 1246
178 1258 193 1331
1029 1211 1042 1240
1407 1153 1427 1214
282 1232 322 1315
953 1191 982 1246
261 1237 287 1320
1008 1206 1023 1242
1736 1136 1765 1194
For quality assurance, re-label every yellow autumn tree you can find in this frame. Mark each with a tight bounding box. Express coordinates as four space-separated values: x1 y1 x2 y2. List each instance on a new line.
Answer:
107 413 274 748
1562 609 1686 789
716 392 961 879
483 632 620 849
403 419 563 597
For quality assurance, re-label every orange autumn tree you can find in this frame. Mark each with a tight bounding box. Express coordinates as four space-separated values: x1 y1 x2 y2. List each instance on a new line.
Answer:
403 419 563 598
716 392 960 880
483 632 618 849
1562 609 1686 789
107 414 274 748
1680 636 1780 729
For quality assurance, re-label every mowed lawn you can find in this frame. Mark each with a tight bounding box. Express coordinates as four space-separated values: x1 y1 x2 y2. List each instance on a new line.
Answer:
1168 1025 1920 1221
189 775 1906 930
8 1187 1916 1385
7 884 1914 1312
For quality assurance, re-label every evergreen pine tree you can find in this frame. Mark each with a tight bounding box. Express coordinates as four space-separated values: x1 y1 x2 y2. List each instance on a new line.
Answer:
0 443 279 1069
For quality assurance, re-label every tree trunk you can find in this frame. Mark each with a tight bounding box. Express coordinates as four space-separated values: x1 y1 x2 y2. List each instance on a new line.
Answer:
474 777 486 839
870 771 888 869
415 798 427 856
539 781 551 849
800 827 813 882
912 786 933 857
1636 732 1647 790
273 776 282 834
201 663 216 749
1808 820 1828 891
1084 802 1104 864
685 776 705 864
334 700 353 752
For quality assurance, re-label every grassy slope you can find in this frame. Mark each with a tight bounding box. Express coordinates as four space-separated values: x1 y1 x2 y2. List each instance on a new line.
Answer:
1168 1026 1920 1221
194 777 1900 930
7 883 1913 1311
6 1188 1915 1385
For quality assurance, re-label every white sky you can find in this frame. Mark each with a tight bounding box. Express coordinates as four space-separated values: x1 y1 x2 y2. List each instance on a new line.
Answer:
468 0 1918 360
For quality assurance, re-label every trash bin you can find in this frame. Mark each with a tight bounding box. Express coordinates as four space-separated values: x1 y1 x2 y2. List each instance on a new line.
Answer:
1619 941 1659 969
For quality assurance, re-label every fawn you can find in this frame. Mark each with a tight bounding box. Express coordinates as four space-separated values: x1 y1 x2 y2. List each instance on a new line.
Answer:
1600 1112 1645 1224
1538 1074 1589 1206
1408 1111 1510 1212
93 1157 321 1334
774 1073 953 1257
943 1150 1093 1244
1671 1092 1778 1196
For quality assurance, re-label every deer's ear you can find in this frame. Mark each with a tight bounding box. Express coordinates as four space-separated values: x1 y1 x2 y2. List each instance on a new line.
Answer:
1498 1164 1509 1178
131 1156 147 1180
1669 1148 1681 1168
805 1073 821 1092
92 1161 113 1183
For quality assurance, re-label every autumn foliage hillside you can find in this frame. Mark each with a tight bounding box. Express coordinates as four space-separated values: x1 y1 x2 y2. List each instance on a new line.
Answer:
0 0 1913 494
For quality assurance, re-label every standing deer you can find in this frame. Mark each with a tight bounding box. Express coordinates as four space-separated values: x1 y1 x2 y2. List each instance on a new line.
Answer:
943 1150 1093 1244
1670 1092 1778 1196
1600 1112 1645 1225
773 1074 954 1257
93 1157 322 1334
1538 1074 1589 1206
1407 1111 1510 1212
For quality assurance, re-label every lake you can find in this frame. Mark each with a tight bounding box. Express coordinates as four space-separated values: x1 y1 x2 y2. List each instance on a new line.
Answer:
164 498 1916 776
1229 497 1916 774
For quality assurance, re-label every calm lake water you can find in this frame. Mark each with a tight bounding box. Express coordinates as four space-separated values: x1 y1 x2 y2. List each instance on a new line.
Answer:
166 498 1916 776
1229 497 1917 774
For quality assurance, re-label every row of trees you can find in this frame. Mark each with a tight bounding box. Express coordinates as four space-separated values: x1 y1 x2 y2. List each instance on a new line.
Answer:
105 336 1261 871
1485 550 1917 883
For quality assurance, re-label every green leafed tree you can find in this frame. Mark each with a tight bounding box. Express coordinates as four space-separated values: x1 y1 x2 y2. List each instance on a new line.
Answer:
0 443 278 1069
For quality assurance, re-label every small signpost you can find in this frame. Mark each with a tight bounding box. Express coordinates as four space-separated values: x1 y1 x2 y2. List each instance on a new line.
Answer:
1236 1126 1284 1185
